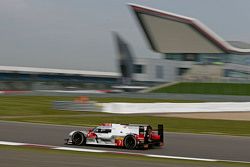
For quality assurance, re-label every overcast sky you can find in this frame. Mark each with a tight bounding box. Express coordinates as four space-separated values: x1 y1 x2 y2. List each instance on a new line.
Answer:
0 0 250 72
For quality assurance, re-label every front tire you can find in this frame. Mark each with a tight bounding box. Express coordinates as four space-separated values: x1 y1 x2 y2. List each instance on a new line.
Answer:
124 135 137 149
72 131 86 146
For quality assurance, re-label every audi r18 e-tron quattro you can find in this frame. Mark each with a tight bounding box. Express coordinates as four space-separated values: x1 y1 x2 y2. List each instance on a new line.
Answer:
65 123 164 149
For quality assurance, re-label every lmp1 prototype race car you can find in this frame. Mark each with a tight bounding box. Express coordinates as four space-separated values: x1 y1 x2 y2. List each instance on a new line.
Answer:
65 123 164 149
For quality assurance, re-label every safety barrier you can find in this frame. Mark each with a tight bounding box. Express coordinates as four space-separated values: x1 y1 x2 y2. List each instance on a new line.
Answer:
102 102 250 114
53 101 101 112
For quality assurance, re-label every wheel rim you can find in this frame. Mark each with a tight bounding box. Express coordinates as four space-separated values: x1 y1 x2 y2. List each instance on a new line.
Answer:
73 133 83 145
125 137 136 149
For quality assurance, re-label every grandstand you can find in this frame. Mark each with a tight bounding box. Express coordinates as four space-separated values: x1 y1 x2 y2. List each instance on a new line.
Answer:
0 66 119 90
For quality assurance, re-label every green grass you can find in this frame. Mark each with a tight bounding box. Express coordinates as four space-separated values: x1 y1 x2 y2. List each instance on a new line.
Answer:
1 96 250 137
0 96 201 116
1 145 249 167
152 82 250 95
0 96 77 116
3 116 250 136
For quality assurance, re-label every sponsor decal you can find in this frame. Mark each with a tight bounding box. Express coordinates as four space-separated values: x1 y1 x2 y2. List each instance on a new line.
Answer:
115 137 124 147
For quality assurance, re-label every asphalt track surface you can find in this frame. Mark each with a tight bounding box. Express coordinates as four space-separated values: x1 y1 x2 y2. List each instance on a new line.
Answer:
1 121 250 162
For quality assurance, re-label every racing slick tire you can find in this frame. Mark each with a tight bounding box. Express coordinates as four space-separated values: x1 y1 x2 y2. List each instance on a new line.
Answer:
124 135 137 149
72 131 86 146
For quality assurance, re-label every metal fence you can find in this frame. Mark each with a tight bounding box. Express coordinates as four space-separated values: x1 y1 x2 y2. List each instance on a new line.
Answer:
53 101 101 112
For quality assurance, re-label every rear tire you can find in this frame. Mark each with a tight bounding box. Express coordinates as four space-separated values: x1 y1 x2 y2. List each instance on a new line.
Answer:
72 131 86 146
124 135 137 149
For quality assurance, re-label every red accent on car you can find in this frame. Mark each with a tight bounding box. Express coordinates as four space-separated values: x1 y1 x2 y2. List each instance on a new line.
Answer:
87 132 96 139
115 138 124 147
150 132 160 140
135 134 144 141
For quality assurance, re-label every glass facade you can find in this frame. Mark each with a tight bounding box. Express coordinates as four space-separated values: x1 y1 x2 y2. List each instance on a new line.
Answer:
133 64 145 74
165 53 250 65
224 69 250 79
227 54 250 66
165 53 226 64
178 68 189 76
165 53 250 79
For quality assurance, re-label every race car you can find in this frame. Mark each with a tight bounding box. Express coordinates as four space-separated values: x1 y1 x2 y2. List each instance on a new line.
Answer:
65 123 164 149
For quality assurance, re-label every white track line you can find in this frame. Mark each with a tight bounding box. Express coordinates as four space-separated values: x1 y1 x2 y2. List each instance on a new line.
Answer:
0 141 25 146
0 141 250 164
54 147 107 153
146 154 216 162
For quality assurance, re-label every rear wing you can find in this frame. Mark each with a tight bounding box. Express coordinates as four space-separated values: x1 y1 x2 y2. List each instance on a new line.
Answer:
158 124 164 143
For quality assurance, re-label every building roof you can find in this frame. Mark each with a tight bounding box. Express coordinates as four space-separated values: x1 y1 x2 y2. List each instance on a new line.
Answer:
129 3 250 55
228 41 250 49
0 65 119 78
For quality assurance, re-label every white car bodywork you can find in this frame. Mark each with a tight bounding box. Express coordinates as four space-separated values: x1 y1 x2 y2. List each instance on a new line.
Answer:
67 124 145 146
65 123 163 149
